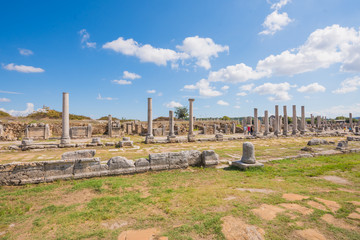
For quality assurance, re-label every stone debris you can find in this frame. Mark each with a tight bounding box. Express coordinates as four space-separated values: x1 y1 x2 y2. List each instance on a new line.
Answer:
307 139 328 146
221 216 265 240
336 140 348 150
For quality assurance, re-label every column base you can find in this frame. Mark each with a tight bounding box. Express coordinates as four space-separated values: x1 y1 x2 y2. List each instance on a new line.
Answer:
145 135 155 144
188 134 196 142
60 138 71 145
167 135 176 143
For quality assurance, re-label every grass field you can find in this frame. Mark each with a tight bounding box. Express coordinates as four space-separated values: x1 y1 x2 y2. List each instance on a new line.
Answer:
1 147 360 239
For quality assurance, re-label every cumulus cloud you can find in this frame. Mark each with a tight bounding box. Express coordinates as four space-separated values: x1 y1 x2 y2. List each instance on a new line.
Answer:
0 98 10 102
240 83 255 91
147 90 156 94
221 85 229 91
313 103 360 118
176 36 229 70
297 82 326 93
252 82 294 101
332 76 360 94
0 103 34 116
236 92 247 96
96 94 118 100
123 70 141 79
2 63 44 73
79 29 96 48
165 101 183 108
271 0 291 10
208 63 269 83
259 10 293 35
18 48 33 56
112 79 132 85
217 100 229 106
103 36 227 69
183 79 222 97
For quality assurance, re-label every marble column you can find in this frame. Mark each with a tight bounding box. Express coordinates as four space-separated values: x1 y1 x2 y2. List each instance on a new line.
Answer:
301 106 305 134
317 116 321 129
61 92 71 144
292 105 297 135
146 98 154 143
264 110 269 136
107 114 112 137
349 113 353 130
253 108 258 136
188 99 195 141
311 114 314 128
168 110 175 138
283 106 288 136
275 105 279 136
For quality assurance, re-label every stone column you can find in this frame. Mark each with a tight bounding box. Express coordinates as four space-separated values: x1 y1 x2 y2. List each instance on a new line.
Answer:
311 114 314 128
292 105 297 135
253 108 258 136
61 92 71 144
232 122 236 134
145 98 154 143
264 110 269 136
44 124 50 139
283 106 288 136
349 113 353 130
274 105 279 136
108 114 112 137
188 98 195 141
301 106 305 134
168 110 175 137
317 116 321 129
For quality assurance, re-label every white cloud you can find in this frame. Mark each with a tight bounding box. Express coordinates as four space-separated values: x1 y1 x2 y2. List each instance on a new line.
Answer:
123 70 141 79
259 10 293 35
147 90 156 94
252 82 294 101
2 63 44 73
165 101 183 108
236 92 247 96
96 94 118 100
79 29 96 48
183 79 222 97
0 103 34 116
221 85 229 91
103 37 181 66
0 98 10 102
271 0 291 10
217 100 229 106
297 82 326 93
208 63 269 83
18 48 33 56
176 36 229 70
112 79 132 85
313 103 360 118
240 83 255 91
0 90 22 94
332 76 360 94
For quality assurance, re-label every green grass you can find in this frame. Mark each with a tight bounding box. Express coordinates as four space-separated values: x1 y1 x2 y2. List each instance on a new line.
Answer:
1 152 360 239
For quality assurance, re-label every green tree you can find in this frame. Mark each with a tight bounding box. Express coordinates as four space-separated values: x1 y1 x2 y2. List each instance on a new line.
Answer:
221 116 230 121
175 107 188 119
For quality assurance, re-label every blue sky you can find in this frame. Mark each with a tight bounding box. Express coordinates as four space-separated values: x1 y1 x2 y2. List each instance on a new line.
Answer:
1 0 360 120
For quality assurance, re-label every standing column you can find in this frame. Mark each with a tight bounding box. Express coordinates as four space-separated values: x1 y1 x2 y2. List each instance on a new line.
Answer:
145 98 154 143
253 108 258 136
168 110 175 138
108 114 112 137
317 116 321 129
301 106 306 134
188 99 195 141
311 114 314 128
292 105 297 135
283 106 288 136
264 110 269 136
275 105 279 136
349 113 353 131
61 92 71 144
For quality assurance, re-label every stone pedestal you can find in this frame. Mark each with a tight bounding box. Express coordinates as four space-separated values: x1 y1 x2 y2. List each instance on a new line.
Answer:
119 137 134 147
232 142 263 170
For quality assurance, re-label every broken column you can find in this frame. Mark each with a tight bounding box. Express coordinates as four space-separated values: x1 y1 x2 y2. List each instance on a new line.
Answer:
274 105 279 136
107 115 112 137
145 98 154 143
283 106 288 136
231 122 236 134
311 114 314 128
292 105 297 135
253 108 258 136
301 106 306 134
264 110 269 136
350 113 353 131
232 142 264 170
188 99 195 142
317 116 321 129
60 92 71 145
168 110 175 139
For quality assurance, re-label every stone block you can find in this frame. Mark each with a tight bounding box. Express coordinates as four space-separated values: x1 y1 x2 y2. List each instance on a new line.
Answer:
44 160 74 182
107 156 135 174
134 158 150 173
183 150 202 166
336 141 348 150
10 162 45 184
61 149 96 160
105 142 115 146
201 150 219 167
92 138 102 144
232 161 263 170
119 140 133 147
168 152 188 169
149 153 169 171
241 142 256 164
73 158 102 179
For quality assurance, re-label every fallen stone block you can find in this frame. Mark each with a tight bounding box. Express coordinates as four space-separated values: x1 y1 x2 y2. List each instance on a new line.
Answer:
107 156 135 174
183 150 202 166
168 152 188 169
134 158 150 173
149 153 169 171
61 149 96 160
44 160 74 182
202 150 219 167
73 158 102 179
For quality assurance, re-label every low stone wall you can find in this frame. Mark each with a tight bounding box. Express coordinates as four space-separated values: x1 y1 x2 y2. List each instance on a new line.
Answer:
0 149 219 185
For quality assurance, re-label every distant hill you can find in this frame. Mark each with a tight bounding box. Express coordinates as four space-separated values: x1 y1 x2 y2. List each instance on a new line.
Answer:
98 116 120 121
26 109 91 120
0 110 11 118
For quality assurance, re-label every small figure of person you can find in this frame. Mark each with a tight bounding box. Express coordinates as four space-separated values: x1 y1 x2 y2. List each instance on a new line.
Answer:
250 126 254 135
247 125 251 135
